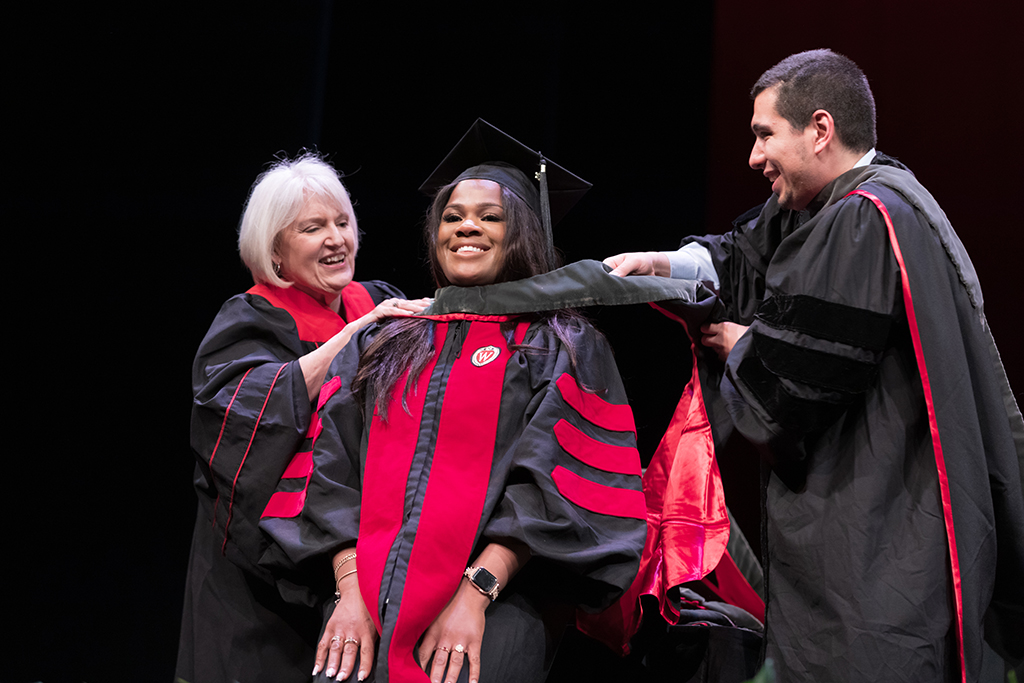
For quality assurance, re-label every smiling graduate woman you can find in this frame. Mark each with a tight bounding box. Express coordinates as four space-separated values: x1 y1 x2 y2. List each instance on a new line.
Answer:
261 122 648 683
177 153 428 683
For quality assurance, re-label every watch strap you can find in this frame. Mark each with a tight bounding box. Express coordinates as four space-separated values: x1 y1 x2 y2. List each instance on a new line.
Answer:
463 565 500 601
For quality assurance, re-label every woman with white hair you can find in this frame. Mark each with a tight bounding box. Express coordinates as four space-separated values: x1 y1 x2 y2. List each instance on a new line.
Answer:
177 153 428 683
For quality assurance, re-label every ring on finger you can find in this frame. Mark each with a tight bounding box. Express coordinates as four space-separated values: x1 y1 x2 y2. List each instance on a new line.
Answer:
344 637 359 645
331 635 342 643
454 644 465 654
437 645 450 653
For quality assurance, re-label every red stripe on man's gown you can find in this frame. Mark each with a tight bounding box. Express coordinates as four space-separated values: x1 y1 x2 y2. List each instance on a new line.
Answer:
848 188 966 683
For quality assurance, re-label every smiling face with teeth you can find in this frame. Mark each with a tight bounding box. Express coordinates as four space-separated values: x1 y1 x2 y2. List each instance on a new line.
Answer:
274 193 357 312
435 179 506 287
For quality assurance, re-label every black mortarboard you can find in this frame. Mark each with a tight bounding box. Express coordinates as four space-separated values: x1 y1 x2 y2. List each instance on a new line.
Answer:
418 119 591 255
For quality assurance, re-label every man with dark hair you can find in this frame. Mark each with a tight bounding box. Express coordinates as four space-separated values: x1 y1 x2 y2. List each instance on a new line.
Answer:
751 48 876 155
605 49 1024 682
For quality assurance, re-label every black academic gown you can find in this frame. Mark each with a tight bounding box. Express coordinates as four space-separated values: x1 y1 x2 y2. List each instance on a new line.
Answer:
177 280 402 683
693 159 1024 682
260 262 721 683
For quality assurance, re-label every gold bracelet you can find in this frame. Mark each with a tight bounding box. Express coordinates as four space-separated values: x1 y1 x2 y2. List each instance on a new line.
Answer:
335 568 358 586
333 552 357 577
333 568 358 604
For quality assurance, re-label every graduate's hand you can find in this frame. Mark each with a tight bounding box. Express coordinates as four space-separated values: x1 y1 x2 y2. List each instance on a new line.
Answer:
417 583 488 683
701 322 749 361
603 252 671 277
313 573 377 682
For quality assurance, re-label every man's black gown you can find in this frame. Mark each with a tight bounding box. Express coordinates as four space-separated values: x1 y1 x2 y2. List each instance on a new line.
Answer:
688 157 1024 682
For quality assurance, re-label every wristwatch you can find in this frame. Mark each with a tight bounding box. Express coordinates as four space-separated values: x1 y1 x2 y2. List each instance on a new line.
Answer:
463 566 500 601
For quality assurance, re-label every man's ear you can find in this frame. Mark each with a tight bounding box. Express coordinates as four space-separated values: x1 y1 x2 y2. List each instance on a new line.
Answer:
810 109 835 154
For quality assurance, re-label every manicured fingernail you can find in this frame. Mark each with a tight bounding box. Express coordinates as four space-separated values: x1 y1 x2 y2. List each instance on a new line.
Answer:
337 672 347 681
358 671 367 681
326 667 335 677
312 664 321 675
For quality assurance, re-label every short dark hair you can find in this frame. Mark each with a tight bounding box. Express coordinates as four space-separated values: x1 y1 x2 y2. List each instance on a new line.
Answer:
424 181 560 288
752 49 876 153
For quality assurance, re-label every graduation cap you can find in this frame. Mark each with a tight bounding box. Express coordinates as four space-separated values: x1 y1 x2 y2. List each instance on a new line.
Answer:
418 119 591 255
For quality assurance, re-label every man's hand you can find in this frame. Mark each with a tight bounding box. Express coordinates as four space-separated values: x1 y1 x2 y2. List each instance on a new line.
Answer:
603 252 672 278
701 322 749 361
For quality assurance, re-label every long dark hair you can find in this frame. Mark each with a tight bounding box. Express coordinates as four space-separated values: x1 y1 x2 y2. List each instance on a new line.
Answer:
353 180 586 419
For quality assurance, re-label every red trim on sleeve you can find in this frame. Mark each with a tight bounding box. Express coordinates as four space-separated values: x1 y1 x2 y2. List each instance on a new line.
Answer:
208 367 254 527
208 367 253 471
553 420 642 475
261 450 317 519
220 363 288 552
556 373 636 434
316 375 345 411
279 450 313 479
261 376 345 519
551 465 646 519
848 189 966 683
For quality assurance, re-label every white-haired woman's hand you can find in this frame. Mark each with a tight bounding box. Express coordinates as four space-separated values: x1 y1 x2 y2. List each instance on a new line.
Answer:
298 297 432 401
363 297 433 325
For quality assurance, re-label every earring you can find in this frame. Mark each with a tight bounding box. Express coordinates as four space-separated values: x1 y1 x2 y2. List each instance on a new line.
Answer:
273 261 281 276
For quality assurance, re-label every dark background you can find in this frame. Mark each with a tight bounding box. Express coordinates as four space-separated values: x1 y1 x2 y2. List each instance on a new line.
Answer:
11 2 1022 682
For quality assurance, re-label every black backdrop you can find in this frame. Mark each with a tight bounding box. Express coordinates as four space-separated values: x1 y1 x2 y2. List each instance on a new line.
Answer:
11 2 1022 682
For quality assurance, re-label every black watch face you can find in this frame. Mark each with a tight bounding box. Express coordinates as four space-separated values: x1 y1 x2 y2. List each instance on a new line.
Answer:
473 568 498 592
